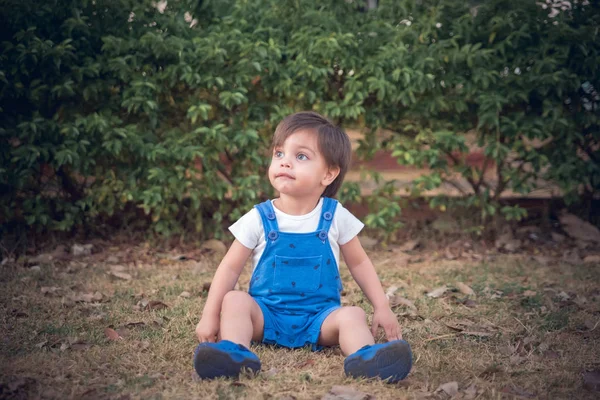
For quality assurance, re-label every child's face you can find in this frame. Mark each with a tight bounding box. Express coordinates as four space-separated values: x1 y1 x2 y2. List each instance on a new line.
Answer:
268 130 339 199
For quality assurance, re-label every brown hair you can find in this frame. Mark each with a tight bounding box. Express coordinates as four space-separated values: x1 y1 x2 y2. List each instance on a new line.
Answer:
272 111 352 198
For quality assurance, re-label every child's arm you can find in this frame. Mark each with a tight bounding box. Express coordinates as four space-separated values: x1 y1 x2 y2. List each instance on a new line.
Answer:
195 240 253 342
340 236 402 341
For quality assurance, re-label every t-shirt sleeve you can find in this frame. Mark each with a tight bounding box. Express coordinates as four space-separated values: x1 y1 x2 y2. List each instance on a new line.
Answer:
335 204 365 245
228 208 263 250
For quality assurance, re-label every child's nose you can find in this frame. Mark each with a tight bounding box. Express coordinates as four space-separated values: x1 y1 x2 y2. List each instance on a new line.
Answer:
280 156 291 167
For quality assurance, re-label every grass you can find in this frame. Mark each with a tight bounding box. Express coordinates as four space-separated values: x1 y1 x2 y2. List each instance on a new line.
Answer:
1 242 599 399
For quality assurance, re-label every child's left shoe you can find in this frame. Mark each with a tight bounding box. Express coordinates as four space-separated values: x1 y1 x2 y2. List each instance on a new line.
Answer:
193 340 261 379
344 340 412 383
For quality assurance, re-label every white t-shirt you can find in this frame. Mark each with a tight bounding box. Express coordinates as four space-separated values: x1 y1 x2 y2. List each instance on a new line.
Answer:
229 198 364 271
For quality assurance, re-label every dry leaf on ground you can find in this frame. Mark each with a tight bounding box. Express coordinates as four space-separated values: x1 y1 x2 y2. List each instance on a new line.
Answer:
145 300 169 311
200 239 227 254
584 255 600 264
104 327 121 341
455 282 475 296
398 240 419 252
70 291 103 303
435 381 459 397
385 286 398 298
109 270 132 280
389 295 417 311
559 211 600 244
179 291 192 298
427 286 448 298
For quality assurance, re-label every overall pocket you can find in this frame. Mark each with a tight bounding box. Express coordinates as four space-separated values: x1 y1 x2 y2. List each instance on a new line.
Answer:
272 255 323 294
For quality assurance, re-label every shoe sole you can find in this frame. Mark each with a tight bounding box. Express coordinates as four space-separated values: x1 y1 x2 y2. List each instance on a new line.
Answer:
194 347 261 379
344 341 413 383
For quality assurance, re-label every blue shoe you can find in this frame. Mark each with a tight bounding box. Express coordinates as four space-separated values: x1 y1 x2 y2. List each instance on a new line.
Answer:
193 340 261 379
344 340 412 383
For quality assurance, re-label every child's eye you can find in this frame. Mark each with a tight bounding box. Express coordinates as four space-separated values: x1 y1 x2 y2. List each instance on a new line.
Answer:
297 153 308 161
274 150 284 158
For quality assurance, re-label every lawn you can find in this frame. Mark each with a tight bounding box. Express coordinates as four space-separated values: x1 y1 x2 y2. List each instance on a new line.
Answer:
1 237 599 399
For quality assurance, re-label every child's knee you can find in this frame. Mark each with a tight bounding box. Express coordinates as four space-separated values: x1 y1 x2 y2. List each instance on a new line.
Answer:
339 306 367 323
222 290 252 311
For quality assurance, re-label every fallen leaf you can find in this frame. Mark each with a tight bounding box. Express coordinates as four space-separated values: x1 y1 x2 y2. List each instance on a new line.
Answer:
385 286 399 299
70 291 103 303
463 384 478 400
445 248 458 260
295 359 316 369
41 286 61 295
435 381 459 397
145 300 169 311
200 239 227 254
179 291 192 298
109 271 132 280
70 341 93 351
322 385 373 400
584 255 600 264
389 296 417 311
523 290 537 297
110 264 127 272
71 243 93 256
427 286 448 298
125 321 147 328
398 240 419 252
455 282 475 296
104 327 121 341
559 211 600 244
583 370 600 392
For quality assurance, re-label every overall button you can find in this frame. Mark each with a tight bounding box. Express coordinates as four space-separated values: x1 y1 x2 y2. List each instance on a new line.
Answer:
267 212 276 220
318 231 327 241
323 211 333 221
268 231 278 241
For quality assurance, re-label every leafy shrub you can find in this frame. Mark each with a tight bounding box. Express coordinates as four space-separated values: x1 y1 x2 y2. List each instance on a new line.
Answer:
1 0 597 242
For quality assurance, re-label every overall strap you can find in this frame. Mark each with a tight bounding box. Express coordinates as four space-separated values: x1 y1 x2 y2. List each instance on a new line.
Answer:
316 197 338 242
254 200 280 241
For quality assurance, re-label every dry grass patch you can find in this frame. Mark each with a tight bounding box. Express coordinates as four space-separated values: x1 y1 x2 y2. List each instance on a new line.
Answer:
1 244 599 399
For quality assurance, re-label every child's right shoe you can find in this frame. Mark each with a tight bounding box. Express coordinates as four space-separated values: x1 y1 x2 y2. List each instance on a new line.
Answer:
344 340 412 383
193 340 261 379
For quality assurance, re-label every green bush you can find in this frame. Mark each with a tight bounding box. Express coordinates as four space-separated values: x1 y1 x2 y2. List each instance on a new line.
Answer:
1 0 598 241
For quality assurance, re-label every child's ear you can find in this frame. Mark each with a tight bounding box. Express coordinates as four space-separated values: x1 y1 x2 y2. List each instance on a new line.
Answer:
322 166 340 187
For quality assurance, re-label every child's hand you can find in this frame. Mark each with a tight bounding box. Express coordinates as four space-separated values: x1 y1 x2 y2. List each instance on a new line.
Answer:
195 314 220 343
371 307 402 341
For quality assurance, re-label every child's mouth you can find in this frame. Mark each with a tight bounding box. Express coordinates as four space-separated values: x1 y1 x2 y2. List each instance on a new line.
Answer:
276 173 295 180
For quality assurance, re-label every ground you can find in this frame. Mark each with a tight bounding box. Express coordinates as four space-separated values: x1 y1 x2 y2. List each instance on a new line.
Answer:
1 237 599 400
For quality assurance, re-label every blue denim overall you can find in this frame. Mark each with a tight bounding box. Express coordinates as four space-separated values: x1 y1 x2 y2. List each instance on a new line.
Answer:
249 197 342 350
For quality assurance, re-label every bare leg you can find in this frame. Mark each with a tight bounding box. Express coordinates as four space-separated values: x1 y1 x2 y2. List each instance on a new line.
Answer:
318 306 374 355
219 290 264 348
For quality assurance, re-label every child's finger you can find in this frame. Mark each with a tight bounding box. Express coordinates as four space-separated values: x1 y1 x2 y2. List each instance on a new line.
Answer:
371 320 379 338
385 325 399 341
